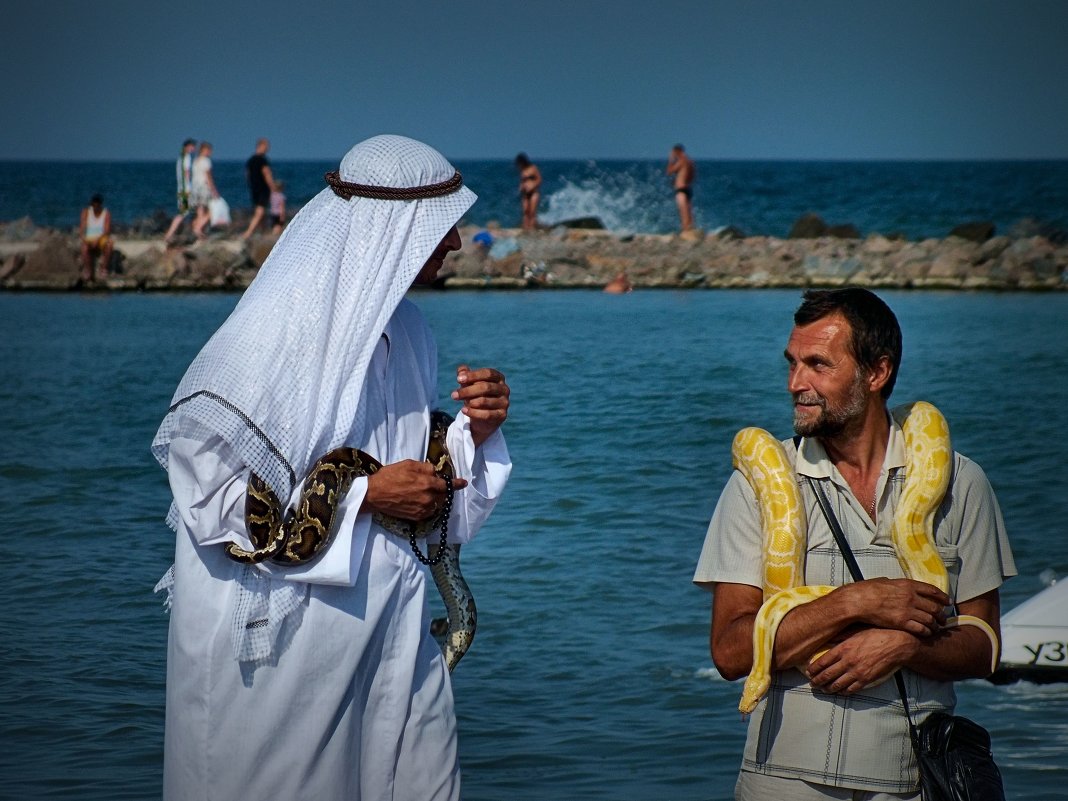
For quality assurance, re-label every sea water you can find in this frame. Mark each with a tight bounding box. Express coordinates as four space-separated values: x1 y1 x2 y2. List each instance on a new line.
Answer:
2 159 1067 241
0 290 1066 800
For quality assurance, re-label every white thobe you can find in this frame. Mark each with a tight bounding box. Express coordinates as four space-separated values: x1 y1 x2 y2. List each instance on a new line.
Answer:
161 299 511 801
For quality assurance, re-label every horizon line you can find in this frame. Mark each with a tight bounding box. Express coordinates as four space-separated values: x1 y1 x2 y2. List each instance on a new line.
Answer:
2 155 1067 164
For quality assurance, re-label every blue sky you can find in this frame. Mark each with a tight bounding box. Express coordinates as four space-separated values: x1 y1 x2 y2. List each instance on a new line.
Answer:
3 0 1066 161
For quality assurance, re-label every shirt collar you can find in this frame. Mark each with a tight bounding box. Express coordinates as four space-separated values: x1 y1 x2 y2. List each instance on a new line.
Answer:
795 410 906 478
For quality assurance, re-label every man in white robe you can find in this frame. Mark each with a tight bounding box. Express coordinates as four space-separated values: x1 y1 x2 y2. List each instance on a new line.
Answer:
153 135 511 801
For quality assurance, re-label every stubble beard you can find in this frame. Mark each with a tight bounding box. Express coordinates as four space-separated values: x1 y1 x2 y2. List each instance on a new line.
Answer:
792 370 869 439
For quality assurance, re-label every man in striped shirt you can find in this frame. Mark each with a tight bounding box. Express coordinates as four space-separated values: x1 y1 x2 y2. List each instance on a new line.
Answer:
694 288 1015 800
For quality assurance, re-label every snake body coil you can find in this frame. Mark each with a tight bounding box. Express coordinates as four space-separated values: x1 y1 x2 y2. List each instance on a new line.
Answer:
734 401 999 714
225 410 476 672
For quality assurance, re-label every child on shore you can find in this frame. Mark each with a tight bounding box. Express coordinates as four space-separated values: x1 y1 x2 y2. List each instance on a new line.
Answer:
269 181 286 234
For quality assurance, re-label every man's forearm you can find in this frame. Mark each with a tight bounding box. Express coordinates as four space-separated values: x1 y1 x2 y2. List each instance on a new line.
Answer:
903 590 1001 681
804 589 1001 692
902 624 994 681
772 588 863 670
774 577 949 670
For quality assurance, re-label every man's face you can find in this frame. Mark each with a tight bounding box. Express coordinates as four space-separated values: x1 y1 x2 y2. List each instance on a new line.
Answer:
785 313 869 438
413 226 462 285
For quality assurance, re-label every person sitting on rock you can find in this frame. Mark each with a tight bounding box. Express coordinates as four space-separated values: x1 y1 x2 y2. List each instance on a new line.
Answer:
79 194 113 282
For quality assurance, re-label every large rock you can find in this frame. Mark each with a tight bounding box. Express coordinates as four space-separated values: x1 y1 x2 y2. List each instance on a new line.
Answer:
948 221 995 242
551 216 605 230
1001 237 1062 288
826 224 861 239
715 225 746 240
121 210 172 238
246 235 280 268
8 232 79 288
0 216 40 242
122 244 179 284
803 254 862 283
790 214 861 239
0 252 26 281
1006 218 1068 245
789 213 828 239
977 236 1011 263
861 235 899 255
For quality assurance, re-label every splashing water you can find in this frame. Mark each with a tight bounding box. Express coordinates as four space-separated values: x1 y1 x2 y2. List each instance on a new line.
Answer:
539 161 700 234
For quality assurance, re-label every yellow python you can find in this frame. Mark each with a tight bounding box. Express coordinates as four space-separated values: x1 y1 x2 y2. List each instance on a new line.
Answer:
733 401 1000 714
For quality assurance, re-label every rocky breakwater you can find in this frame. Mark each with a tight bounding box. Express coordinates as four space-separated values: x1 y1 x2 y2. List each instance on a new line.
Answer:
1 215 1065 291
444 218 1068 291
0 217 282 291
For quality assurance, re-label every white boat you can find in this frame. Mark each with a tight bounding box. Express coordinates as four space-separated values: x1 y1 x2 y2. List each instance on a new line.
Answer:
988 579 1068 685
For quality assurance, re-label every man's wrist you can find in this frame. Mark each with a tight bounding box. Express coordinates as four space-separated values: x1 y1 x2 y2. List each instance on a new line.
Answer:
827 582 863 626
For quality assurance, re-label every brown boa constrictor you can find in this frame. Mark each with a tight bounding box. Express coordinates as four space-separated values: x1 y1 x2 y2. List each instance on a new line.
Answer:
224 410 476 672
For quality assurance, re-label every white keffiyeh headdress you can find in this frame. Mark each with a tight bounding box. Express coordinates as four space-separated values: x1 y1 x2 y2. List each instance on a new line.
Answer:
153 134 475 500
152 135 476 664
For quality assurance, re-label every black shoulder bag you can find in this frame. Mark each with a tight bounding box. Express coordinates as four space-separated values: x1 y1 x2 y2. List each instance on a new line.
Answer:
806 477 1006 801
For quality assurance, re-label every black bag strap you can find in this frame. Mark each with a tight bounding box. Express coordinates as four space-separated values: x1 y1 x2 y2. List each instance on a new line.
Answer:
804 476 920 741
807 477 865 584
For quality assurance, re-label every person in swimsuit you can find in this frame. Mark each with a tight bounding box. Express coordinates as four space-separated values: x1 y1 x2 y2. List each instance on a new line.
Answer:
666 143 695 231
515 152 542 230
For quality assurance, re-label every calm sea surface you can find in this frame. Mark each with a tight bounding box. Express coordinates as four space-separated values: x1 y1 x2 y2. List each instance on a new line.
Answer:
1 290 1066 800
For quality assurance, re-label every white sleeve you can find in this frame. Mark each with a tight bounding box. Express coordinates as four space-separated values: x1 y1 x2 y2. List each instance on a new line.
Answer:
167 434 371 586
443 415 512 544
167 434 249 548
692 470 765 591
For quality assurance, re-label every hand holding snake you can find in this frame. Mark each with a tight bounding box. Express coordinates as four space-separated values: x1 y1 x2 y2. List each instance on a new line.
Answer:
225 410 478 672
363 459 467 521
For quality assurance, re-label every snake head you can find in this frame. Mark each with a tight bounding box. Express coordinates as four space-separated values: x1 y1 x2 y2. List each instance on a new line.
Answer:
427 409 455 479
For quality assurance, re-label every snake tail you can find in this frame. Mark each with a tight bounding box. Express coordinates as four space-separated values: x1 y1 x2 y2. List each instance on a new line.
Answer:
429 541 477 672
740 585 835 714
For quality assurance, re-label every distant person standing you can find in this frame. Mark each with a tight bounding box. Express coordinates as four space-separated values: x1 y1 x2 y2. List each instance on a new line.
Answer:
269 180 286 234
79 193 113 281
164 139 197 243
666 143 695 231
242 138 277 239
515 153 542 230
190 142 219 240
